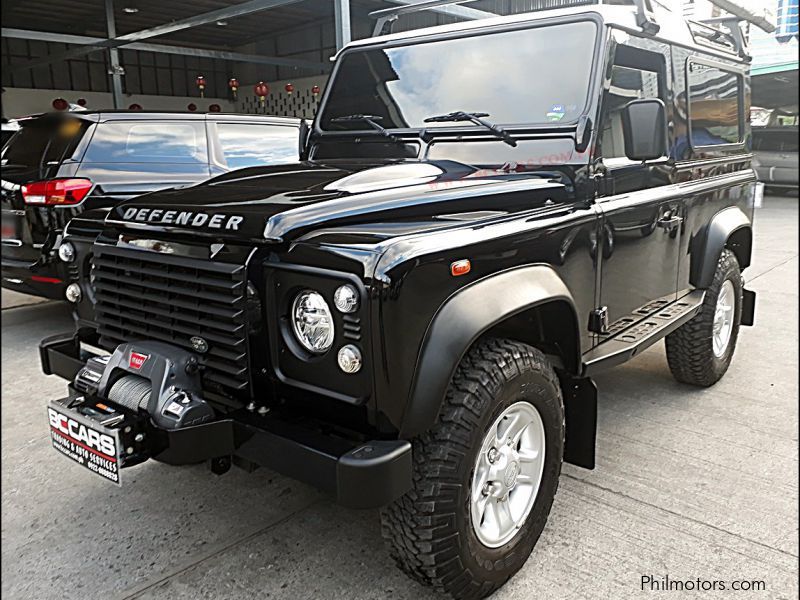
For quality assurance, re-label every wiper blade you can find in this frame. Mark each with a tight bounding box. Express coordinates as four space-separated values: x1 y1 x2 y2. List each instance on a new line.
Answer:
329 114 400 141
423 111 517 147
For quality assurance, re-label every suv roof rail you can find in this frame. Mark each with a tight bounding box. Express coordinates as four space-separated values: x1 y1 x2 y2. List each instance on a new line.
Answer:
688 17 748 58
368 0 660 37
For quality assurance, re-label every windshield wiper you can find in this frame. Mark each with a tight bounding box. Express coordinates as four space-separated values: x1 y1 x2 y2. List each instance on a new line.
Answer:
329 114 400 141
423 111 517 147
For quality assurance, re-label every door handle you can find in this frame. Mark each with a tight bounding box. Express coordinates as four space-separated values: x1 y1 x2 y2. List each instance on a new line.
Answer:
657 215 683 230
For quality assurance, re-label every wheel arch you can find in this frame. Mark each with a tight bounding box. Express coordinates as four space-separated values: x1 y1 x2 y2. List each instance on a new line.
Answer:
690 206 752 289
399 264 582 439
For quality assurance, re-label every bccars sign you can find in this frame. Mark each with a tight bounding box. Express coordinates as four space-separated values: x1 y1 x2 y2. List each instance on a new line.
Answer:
120 207 244 230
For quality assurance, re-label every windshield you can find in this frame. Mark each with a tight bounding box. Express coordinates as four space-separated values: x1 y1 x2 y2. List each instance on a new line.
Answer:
319 20 597 132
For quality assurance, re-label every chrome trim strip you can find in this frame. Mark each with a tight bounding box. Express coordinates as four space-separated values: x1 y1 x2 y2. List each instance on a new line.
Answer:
597 169 755 210
674 154 753 171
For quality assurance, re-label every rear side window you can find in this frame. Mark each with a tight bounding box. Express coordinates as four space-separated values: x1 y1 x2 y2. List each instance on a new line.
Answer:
1 117 88 172
83 120 207 164
687 60 742 147
216 123 299 169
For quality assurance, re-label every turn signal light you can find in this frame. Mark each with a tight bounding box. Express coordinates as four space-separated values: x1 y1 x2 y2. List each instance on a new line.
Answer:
21 179 93 206
450 259 471 277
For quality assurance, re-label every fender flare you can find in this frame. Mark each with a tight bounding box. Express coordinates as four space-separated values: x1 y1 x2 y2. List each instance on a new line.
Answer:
399 264 581 438
690 206 752 289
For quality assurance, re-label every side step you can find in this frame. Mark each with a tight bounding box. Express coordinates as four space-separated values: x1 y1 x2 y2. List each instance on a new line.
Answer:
581 290 705 376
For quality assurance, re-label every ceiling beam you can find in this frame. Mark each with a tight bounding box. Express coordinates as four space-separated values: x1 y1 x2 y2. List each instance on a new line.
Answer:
5 0 307 74
1 28 329 71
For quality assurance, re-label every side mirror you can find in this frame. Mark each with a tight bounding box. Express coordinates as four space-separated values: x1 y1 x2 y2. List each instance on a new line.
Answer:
622 98 668 161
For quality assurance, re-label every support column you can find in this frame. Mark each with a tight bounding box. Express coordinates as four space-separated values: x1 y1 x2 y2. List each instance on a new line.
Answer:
334 0 351 51
105 0 124 108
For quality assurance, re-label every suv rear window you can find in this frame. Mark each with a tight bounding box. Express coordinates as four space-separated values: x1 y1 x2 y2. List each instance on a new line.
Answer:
82 120 207 164
1 117 89 175
216 123 299 168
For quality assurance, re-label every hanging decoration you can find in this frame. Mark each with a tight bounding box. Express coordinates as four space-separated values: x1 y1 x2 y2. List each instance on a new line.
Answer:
311 85 321 98
128 103 142 110
196 75 207 98
228 78 239 100
76 98 88 107
187 103 197 112
52 98 69 111
284 82 294 95
254 81 269 107
209 104 221 113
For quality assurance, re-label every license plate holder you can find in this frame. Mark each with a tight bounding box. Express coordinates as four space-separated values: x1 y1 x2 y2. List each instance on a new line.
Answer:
47 400 122 486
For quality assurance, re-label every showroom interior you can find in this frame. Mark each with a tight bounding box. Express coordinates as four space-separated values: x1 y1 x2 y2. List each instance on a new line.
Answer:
2 1 798 599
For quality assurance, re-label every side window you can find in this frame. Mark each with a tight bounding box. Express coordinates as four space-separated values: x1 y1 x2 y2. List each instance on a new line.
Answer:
686 61 742 147
599 45 666 163
216 123 299 169
83 121 207 164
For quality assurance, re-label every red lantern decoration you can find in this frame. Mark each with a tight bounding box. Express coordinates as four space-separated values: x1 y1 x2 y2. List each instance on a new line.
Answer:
284 82 294 95
196 75 206 98
311 85 321 98
209 104 221 113
254 81 269 107
228 78 239 100
52 98 69 111
76 98 87 107
187 103 197 112
128 103 142 110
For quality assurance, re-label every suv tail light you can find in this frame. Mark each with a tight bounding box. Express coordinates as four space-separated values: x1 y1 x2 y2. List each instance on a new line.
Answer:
21 179 93 206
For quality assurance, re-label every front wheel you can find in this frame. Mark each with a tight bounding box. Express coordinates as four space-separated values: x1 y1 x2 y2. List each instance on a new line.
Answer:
665 249 743 386
380 339 564 600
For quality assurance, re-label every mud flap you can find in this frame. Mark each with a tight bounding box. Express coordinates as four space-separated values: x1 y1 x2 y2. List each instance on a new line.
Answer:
559 375 597 470
741 288 756 326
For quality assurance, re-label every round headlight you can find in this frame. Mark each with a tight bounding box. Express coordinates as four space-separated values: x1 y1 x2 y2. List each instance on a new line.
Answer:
333 284 359 313
291 290 334 353
58 242 75 263
65 283 82 303
337 345 362 374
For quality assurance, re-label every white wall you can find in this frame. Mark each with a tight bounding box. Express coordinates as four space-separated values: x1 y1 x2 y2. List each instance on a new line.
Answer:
2 87 236 119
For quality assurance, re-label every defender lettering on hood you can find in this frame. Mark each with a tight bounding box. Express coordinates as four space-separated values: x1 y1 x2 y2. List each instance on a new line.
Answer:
120 207 244 231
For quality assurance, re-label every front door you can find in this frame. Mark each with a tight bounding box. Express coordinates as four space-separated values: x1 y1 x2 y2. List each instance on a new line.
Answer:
595 42 681 331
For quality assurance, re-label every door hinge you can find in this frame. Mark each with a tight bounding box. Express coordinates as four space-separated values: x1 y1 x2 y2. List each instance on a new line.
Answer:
588 306 609 334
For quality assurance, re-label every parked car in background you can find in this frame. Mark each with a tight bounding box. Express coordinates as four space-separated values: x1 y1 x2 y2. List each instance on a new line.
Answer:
1 110 301 299
752 126 799 192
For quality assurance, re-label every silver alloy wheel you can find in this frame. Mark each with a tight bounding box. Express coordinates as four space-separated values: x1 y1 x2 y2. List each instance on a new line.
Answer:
712 279 735 358
470 401 546 548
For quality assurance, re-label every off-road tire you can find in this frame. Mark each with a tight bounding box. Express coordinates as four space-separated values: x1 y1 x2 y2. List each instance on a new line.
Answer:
665 249 743 386
380 338 564 600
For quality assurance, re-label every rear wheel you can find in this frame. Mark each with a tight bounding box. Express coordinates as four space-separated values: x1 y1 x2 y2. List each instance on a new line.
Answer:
380 339 564 600
665 249 743 386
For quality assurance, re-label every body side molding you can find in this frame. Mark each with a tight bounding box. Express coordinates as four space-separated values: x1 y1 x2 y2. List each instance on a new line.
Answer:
400 264 581 438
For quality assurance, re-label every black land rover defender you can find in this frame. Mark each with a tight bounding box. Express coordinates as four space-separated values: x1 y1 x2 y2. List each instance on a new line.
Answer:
41 3 757 598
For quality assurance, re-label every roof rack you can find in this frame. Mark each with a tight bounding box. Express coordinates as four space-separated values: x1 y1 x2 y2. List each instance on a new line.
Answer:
369 0 661 37
688 17 748 58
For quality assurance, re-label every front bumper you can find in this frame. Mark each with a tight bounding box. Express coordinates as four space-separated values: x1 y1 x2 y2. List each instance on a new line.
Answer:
40 333 412 509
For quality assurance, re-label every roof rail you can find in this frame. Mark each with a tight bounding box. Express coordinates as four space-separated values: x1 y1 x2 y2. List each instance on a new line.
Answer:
369 0 483 36
368 0 661 37
689 17 748 58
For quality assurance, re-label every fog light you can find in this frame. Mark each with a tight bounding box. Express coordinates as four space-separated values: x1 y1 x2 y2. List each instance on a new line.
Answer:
58 242 75 262
65 283 82 303
333 284 359 313
337 345 362 374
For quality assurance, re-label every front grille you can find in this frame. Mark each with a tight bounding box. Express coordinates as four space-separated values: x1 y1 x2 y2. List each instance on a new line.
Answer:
92 245 249 395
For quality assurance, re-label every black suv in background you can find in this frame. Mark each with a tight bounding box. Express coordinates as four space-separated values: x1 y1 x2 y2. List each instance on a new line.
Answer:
1 111 301 299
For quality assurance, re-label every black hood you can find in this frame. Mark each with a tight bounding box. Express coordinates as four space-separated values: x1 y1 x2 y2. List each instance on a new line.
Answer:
106 160 568 243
